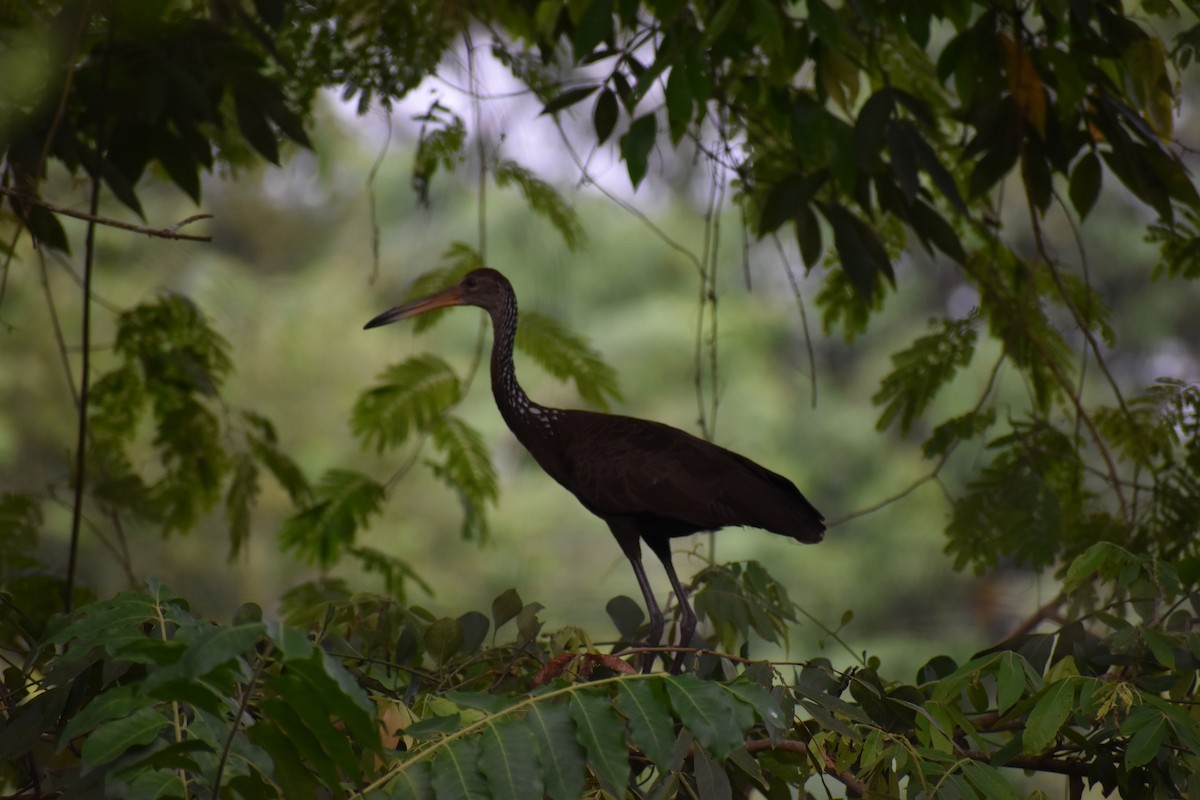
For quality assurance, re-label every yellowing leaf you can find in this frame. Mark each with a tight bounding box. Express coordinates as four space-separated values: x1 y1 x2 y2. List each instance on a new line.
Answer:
998 33 1046 139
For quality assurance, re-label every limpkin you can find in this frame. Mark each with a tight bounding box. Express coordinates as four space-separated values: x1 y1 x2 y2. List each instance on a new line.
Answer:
365 268 825 670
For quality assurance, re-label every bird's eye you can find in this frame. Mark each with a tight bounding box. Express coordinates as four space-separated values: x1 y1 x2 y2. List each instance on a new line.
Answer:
464 277 477 288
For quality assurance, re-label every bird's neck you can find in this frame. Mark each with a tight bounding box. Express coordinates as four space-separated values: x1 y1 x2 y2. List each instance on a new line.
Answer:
487 300 551 435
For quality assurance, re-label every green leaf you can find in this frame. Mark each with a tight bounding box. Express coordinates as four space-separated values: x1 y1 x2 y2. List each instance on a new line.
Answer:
1023 679 1076 754
432 737 488 800
569 691 630 798
961 761 1019 800
541 84 601 115
352 355 461 452
619 113 657 188
279 469 386 568
492 588 523 631
693 744 733 800
1069 151 1102 220
495 160 585 250
573 0 613 60
142 622 265 694
457 611 490 654
759 173 824 236
387 759 434 800
479 720 542 800
527 703 586 800
721 680 786 743
593 88 619 144
665 63 692 144
425 617 466 665
606 595 645 640
996 652 1027 714
666 675 754 759
617 680 675 771
516 310 621 410
60 686 154 746
819 202 894 302
81 707 169 771
1125 711 1169 768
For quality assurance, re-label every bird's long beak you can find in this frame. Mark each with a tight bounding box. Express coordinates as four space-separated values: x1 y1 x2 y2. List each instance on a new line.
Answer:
363 285 465 330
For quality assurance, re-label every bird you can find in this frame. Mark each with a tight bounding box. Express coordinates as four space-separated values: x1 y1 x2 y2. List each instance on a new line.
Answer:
365 267 826 670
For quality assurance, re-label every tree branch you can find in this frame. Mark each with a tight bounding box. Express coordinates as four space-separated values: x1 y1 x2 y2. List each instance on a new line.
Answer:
745 739 869 797
0 187 212 242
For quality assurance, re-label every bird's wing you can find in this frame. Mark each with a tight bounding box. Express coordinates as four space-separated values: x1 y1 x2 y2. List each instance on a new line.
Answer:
551 412 824 541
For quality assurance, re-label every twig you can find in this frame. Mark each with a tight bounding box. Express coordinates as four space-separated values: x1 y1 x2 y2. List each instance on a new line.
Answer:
1004 592 1067 640
212 644 274 796
65 9 116 613
745 739 868 797
773 234 818 408
0 187 212 242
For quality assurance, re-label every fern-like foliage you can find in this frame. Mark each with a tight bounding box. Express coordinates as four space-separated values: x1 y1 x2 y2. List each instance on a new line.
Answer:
873 314 978 435
86 297 311 552
411 100 465 206
944 421 1119 574
516 310 621 411
495 160 585 250
280 469 386 568
426 415 499 541
352 354 462 452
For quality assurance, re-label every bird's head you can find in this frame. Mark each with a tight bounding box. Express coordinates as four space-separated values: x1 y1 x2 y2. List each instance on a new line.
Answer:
364 267 511 329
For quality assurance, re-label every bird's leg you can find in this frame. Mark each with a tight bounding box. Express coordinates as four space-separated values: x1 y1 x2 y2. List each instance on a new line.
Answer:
646 538 697 674
610 522 664 672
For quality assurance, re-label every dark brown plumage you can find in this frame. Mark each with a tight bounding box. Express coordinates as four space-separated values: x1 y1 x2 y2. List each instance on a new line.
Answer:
366 267 825 669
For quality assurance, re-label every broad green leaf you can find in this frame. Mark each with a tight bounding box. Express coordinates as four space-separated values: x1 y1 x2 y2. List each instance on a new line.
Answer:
617 680 675 771
605 595 645 640
1125 711 1169 768
457 611 490 654
432 737 488 800
693 744 733 800
721 680 786 743
820 202 894 303
665 63 692 143
492 588 523 631
666 675 754 759
516 310 621 410
759 173 823 236
479 720 542 800
570 690 630 798
593 88 618 143
1069 151 1102 220
81 707 169 770
425 617 466 665
144 622 264 690
962 761 1019 800
1023 680 1076 754
619 113 657 188
573 0 613 60
541 84 601 115
60 686 154 746
285 650 380 749
247 715 322 798
387 759 433 800
527 703 586 800
352 355 461 452
996 652 1027 714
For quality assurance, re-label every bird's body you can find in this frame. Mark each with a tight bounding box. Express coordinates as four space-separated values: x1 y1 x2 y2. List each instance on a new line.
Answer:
366 268 825 669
